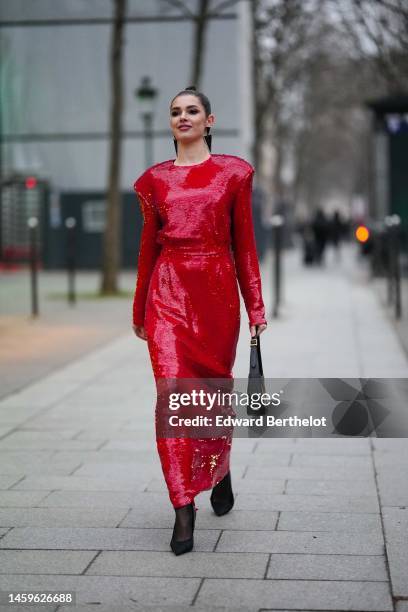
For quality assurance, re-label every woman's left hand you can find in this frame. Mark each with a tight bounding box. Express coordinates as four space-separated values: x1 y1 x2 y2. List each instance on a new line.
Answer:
250 323 267 337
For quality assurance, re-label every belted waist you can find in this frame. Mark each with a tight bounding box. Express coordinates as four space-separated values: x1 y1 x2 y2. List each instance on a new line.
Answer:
160 244 232 257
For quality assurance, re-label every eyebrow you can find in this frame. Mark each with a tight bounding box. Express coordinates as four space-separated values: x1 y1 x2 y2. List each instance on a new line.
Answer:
171 105 199 110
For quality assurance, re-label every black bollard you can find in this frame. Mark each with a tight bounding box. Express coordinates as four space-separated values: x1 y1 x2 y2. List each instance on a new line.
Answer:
385 215 402 319
65 217 77 306
27 217 39 317
391 215 402 319
270 214 284 319
384 217 394 307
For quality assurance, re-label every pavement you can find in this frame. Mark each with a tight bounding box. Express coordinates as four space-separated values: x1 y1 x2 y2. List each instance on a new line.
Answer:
0 270 138 399
0 242 407 612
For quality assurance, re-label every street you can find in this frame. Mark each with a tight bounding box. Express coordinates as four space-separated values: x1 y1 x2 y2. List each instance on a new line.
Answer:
0 243 407 611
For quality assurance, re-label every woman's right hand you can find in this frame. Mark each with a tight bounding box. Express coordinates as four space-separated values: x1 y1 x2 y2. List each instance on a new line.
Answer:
132 324 147 341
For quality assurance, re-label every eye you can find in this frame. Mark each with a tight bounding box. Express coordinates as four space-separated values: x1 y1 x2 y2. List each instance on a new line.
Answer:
170 108 200 116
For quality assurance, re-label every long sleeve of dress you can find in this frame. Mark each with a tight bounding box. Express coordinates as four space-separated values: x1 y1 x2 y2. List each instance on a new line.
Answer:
231 167 267 327
132 172 161 327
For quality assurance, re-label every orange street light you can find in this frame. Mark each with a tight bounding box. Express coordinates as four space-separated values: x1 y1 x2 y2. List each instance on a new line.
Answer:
355 225 370 243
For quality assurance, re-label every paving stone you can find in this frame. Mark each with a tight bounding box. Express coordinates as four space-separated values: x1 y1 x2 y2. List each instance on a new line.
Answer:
373 439 408 451
0 550 96 574
254 437 297 448
290 453 372 468
232 452 292 466
266 552 387 580
377 474 408 506
0 574 200 607
0 491 50 507
7 429 81 440
244 466 373 480
72 462 184 479
285 478 377 496
36 490 170 508
0 381 82 408
46 450 175 463
71 430 158 443
0 433 106 451
278 510 382 533
0 507 128 528
0 606 57 612
0 460 81 476
58 387 136 404
373 452 408 467
96 439 168 451
122 507 279 530
284 438 371 453
195 578 393 610
58 606 258 612
234 492 379 513
146 476 285 494
0 475 22 489
11 475 148 492
0 527 220 552
0 426 15 437
0 405 52 422
0 451 54 462
215 476 285 494
26 417 149 431
216 530 384 555
227 439 257 452
382 506 408 598
87 550 268 578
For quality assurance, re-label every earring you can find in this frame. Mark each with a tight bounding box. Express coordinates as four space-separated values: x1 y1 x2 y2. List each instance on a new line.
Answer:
173 138 178 154
204 134 212 152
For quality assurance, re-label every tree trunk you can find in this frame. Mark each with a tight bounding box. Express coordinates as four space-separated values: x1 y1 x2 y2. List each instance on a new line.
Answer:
100 0 126 294
250 0 262 170
190 0 210 87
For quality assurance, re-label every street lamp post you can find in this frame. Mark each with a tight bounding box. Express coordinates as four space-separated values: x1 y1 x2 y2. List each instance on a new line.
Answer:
135 76 158 169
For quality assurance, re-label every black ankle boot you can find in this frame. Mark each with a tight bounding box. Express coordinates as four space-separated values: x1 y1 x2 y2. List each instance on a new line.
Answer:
170 502 196 556
210 471 234 516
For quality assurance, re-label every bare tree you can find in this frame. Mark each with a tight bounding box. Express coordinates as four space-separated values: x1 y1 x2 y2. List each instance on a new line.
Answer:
163 0 239 87
293 43 374 212
250 0 263 170
242 0 408 228
100 0 126 294
252 0 322 200
329 0 408 90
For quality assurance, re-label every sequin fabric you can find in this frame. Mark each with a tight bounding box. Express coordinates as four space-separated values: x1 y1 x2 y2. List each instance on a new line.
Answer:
132 154 267 508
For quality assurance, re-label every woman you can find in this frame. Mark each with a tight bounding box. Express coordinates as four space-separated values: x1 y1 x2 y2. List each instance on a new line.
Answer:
132 86 267 555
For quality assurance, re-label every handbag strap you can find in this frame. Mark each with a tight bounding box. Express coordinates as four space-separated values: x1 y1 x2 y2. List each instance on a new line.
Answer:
249 334 264 377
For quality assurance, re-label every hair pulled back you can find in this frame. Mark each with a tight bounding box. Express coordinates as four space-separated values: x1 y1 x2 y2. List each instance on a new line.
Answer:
171 86 212 153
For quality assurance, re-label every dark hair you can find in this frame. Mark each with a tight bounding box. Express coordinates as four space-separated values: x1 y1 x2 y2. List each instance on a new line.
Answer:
171 85 212 153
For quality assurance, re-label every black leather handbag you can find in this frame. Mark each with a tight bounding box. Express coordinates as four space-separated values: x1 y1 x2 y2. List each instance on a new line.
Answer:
247 331 266 416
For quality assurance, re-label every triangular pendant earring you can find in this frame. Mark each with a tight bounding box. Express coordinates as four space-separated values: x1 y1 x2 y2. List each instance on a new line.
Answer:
173 138 178 154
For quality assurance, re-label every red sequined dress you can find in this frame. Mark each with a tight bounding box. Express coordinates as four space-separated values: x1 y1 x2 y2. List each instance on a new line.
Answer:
132 153 266 508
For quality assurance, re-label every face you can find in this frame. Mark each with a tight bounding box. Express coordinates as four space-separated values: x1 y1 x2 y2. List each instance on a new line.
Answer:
170 94 215 144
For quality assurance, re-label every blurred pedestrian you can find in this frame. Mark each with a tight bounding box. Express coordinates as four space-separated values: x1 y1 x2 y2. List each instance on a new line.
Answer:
312 208 330 265
329 210 344 261
302 223 316 266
